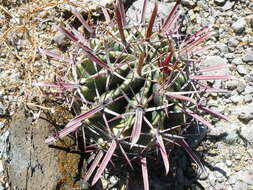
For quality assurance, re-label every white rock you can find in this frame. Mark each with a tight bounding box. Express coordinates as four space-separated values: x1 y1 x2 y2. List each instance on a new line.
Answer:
0 160 3 173
232 18 246 34
236 65 248 76
239 170 253 185
241 125 253 143
243 49 253 63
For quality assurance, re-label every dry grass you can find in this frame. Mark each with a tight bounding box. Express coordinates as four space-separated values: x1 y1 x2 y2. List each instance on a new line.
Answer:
0 0 100 121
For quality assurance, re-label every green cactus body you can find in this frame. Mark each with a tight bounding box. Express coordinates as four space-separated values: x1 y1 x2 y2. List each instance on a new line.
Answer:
41 1 227 188
76 20 188 147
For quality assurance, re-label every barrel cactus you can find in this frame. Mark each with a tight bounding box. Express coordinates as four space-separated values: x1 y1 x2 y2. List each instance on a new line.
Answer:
37 0 232 189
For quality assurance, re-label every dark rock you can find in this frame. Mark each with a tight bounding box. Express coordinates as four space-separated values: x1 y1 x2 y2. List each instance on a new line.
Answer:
214 0 226 6
181 0 196 9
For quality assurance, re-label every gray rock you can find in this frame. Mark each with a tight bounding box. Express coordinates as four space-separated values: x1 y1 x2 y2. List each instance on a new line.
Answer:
241 125 253 143
0 160 3 173
236 65 248 75
213 80 222 89
214 162 232 177
235 154 242 160
244 94 253 103
226 160 232 167
208 172 217 187
216 43 229 53
243 49 253 63
232 18 246 34
202 56 229 75
0 130 9 160
0 122 4 130
7 109 85 190
225 53 235 59
228 173 238 185
0 102 6 116
244 86 253 94
226 80 237 90
227 38 239 48
230 95 241 104
248 148 253 157
249 2 253 11
222 1 235 11
214 122 240 144
197 1 209 11
232 57 243 65
126 0 173 25
0 184 4 190
238 111 253 123
237 81 246 93
239 170 253 185
233 181 248 190
250 17 253 28
53 31 69 51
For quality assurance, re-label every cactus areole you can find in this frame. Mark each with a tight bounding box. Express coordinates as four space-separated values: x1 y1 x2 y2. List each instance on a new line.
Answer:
38 0 231 189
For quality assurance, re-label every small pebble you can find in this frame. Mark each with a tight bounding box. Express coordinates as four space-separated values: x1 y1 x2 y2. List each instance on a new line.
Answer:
244 94 252 103
232 57 243 65
243 49 253 63
214 0 226 6
237 81 246 94
235 154 242 160
232 18 246 34
226 80 237 90
222 1 235 11
226 160 232 167
230 95 241 104
236 65 248 76
238 112 253 123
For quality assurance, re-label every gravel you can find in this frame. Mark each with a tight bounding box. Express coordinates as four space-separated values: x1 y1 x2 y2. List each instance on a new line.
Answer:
1 0 253 189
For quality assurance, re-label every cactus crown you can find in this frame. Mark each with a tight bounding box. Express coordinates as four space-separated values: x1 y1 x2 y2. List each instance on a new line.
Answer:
37 0 231 189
